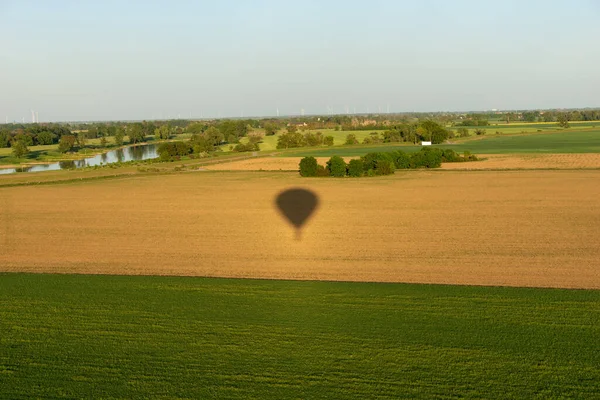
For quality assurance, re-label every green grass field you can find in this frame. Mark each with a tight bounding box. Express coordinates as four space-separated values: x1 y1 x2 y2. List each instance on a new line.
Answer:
282 129 600 157
1 273 598 398
224 129 386 152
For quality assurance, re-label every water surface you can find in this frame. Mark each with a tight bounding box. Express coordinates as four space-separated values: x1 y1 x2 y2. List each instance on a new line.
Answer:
0 144 158 175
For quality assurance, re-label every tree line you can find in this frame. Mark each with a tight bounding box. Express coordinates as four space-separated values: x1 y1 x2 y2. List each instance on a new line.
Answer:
299 148 478 178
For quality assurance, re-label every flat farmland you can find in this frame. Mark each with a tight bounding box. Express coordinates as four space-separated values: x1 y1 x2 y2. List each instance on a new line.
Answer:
203 154 600 171
284 129 600 157
1 170 600 289
1 274 599 399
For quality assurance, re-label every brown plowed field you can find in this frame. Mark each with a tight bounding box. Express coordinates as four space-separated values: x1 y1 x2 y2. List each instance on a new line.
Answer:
1 171 599 289
204 154 600 171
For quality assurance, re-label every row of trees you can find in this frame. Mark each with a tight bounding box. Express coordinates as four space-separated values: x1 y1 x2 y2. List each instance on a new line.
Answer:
0 124 73 148
299 148 478 178
276 131 335 149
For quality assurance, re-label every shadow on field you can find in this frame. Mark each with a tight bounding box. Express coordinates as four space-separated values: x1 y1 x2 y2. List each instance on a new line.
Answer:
275 188 319 240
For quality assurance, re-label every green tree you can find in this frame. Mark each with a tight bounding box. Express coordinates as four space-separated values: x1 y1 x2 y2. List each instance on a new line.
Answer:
36 131 56 145
375 159 395 175
323 136 334 146
345 134 358 145
128 123 145 144
347 159 364 177
326 156 347 177
15 133 34 146
76 131 87 147
204 127 225 146
114 127 125 146
418 120 449 144
299 157 319 177
457 127 469 137
304 131 323 147
227 134 238 144
264 123 279 136
58 135 76 153
392 151 411 169
11 140 29 158
276 131 305 149
154 125 172 140
557 113 570 128
0 129 10 148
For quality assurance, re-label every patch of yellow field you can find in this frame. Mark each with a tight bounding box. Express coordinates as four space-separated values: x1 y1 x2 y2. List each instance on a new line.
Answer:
205 153 600 171
1 170 600 289
203 157 357 171
441 153 600 170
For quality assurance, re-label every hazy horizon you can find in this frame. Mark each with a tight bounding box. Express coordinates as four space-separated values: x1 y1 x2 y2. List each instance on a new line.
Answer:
2 0 599 122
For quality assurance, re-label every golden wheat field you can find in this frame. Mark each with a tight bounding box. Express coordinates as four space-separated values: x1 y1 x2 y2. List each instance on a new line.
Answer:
1 170 599 289
203 154 600 171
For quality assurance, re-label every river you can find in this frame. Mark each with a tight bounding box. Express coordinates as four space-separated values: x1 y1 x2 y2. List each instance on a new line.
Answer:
0 143 159 175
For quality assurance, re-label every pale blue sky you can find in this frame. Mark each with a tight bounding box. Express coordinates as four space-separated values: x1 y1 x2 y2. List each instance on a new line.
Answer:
1 0 599 121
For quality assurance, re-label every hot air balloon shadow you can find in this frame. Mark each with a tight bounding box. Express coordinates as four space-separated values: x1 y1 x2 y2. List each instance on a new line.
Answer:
275 188 319 240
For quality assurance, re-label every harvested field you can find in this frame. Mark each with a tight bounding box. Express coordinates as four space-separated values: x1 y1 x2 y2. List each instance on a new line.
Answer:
203 156 356 171
206 154 600 171
1 170 600 288
442 153 600 170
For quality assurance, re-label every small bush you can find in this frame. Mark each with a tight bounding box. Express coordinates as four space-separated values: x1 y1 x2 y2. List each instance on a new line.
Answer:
345 134 359 145
327 156 347 177
375 160 395 175
316 165 330 177
347 159 364 177
392 151 411 169
299 156 318 177
361 152 395 172
324 136 334 146
411 148 442 168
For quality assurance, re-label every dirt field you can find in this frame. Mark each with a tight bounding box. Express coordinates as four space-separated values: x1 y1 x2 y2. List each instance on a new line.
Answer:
203 157 356 171
203 154 600 171
1 170 600 289
442 153 600 170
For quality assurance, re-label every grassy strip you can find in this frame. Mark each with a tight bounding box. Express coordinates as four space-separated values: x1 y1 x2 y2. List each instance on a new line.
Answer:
0 273 598 398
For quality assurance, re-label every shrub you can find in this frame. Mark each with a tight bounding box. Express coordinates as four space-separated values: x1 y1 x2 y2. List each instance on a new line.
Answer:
347 159 364 177
299 156 318 177
158 141 192 161
233 142 258 152
375 160 395 175
411 148 442 168
323 136 334 146
361 152 395 172
392 150 411 169
345 134 358 145
440 149 461 162
457 127 469 137
11 140 29 158
304 132 324 147
475 129 486 136
316 164 330 177
327 156 347 177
